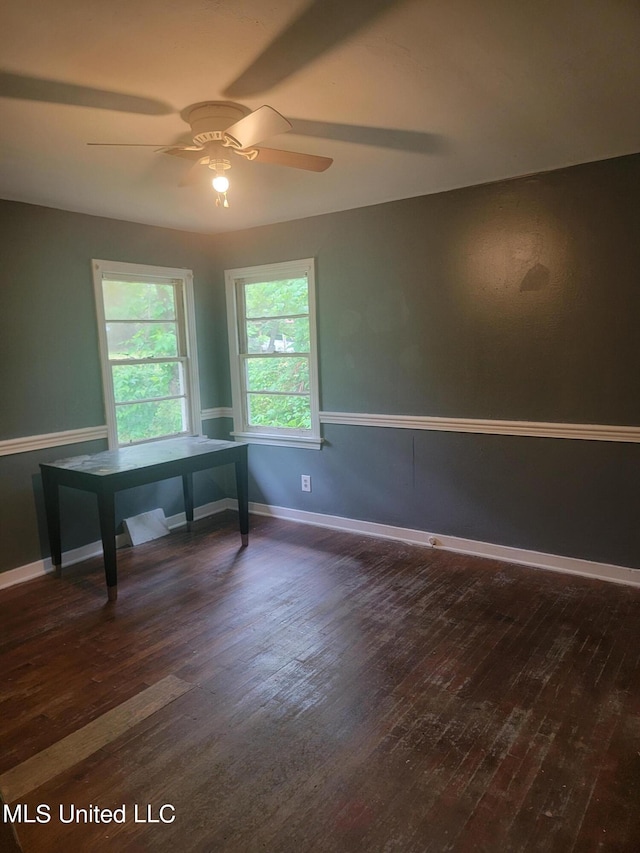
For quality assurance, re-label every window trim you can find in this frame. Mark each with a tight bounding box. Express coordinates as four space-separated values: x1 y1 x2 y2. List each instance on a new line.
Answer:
93 259 202 449
225 258 322 450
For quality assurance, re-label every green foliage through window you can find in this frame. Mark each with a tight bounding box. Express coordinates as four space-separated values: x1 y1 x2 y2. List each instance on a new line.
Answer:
102 278 189 444
244 278 308 318
248 394 312 430
240 275 312 433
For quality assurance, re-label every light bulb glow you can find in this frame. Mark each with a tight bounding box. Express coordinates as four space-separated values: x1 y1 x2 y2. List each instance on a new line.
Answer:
212 175 229 193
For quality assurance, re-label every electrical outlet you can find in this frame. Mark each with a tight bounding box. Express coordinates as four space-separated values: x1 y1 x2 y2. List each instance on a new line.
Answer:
301 474 311 492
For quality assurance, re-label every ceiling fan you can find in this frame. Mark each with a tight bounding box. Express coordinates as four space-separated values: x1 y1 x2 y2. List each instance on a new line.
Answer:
88 101 333 207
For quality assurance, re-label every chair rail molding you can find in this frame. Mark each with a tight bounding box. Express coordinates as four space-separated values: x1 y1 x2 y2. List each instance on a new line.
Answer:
0 426 109 457
319 412 640 443
0 410 237 458
201 407 234 421
3 412 638 458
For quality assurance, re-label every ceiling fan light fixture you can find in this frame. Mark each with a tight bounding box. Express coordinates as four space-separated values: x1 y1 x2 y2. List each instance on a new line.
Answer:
212 174 229 193
209 157 231 207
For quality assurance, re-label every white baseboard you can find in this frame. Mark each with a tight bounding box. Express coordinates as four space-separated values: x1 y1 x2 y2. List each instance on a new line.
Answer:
164 499 231 530
242 501 640 588
0 499 231 591
2 498 638 592
0 539 106 590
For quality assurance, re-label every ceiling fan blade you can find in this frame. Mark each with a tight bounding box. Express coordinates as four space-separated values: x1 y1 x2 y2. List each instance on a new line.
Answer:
250 147 333 172
223 0 404 98
87 143 178 147
0 70 172 114
159 147 204 159
87 144 205 162
87 139 202 155
224 105 291 150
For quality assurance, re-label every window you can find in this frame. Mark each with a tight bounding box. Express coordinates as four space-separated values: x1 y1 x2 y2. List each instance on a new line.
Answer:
93 260 201 448
225 258 321 449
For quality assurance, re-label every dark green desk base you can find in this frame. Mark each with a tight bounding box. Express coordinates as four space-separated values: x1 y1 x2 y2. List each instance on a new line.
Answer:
40 437 249 601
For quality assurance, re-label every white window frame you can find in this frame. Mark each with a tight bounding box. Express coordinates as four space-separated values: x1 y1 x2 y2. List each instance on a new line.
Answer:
93 259 202 449
225 258 322 450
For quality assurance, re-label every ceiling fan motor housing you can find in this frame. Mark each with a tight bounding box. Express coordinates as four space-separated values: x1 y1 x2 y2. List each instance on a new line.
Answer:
186 103 246 147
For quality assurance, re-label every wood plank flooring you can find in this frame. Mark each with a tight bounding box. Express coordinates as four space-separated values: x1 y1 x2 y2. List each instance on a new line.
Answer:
1 512 639 852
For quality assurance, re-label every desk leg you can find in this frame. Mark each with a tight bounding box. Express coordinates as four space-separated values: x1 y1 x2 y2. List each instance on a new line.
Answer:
182 473 194 532
97 491 118 601
235 456 249 547
41 468 62 577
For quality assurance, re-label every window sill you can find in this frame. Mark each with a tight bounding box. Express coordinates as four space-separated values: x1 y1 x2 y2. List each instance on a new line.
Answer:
230 431 324 450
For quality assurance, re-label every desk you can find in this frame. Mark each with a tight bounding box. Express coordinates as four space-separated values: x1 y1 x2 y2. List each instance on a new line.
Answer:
40 436 248 601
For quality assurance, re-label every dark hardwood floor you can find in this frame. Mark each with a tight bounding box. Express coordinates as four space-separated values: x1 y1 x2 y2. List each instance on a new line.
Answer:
1 512 639 852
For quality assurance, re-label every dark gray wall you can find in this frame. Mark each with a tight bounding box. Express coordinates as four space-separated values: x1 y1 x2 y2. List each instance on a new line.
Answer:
210 154 640 568
1 153 639 577
0 202 227 573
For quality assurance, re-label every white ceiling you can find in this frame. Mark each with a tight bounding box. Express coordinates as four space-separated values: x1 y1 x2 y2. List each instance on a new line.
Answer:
1 0 639 234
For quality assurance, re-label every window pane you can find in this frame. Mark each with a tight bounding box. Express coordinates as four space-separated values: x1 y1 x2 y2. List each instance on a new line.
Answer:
112 362 184 403
115 399 186 444
246 357 309 393
106 322 178 358
248 394 311 430
244 278 308 318
103 280 177 321
245 317 310 353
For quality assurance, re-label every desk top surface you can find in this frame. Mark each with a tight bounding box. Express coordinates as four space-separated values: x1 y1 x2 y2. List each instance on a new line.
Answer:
41 436 243 477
